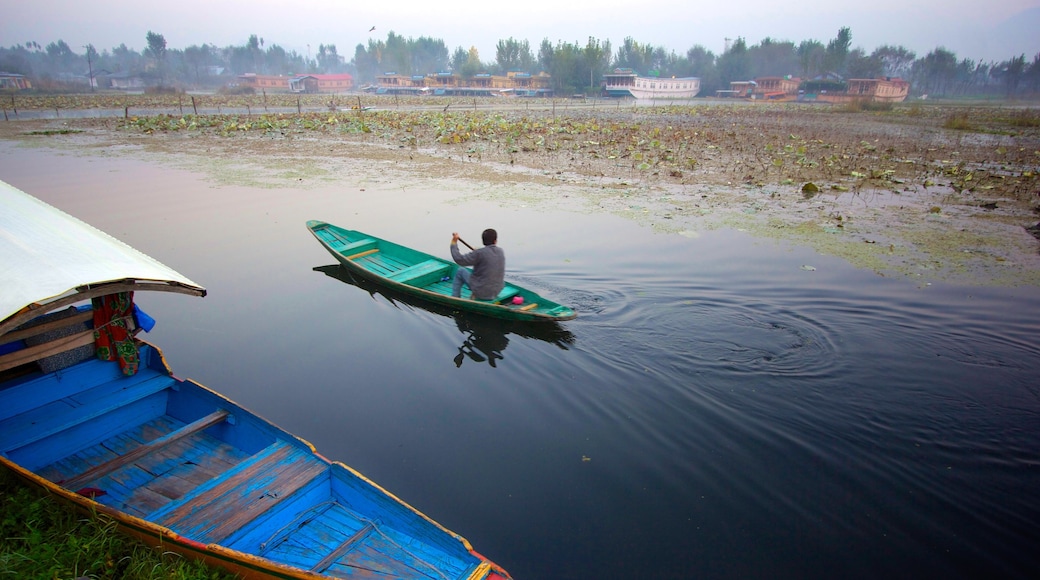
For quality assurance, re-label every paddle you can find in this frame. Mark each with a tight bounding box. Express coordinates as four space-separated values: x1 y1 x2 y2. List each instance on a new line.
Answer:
456 237 476 251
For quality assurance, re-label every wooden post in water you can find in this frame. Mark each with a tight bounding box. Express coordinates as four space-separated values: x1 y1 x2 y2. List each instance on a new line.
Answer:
192 96 198 115
263 89 268 113
297 97 301 114
179 95 183 115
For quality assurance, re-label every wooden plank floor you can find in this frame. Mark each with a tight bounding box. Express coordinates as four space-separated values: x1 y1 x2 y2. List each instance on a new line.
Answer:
37 415 250 518
153 441 328 544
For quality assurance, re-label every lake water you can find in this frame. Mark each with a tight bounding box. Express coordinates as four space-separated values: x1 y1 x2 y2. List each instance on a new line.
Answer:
2 140 1038 579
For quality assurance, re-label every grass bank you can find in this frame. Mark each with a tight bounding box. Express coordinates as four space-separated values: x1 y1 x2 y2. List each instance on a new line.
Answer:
0 465 235 579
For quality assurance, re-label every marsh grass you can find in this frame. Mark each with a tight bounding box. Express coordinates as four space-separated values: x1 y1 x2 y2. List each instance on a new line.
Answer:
841 100 895 113
0 466 235 579
943 113 974 131
1006 109 1040 128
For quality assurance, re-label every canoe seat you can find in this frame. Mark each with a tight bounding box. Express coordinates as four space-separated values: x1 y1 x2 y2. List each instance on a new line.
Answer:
388 260 452 286
338 238 377 257
493 286 522 303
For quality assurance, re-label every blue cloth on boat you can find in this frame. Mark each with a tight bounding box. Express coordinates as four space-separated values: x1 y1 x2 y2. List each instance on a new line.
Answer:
133 303 156 332
450 243 505 300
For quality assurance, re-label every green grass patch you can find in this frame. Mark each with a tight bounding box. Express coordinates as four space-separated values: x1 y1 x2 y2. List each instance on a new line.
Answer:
24 129 83 135
1 466 235 579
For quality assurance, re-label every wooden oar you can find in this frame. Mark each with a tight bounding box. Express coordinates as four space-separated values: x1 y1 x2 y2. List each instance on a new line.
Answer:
457 237 476 251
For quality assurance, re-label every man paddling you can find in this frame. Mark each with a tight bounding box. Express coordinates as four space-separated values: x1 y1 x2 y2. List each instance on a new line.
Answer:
450 229 505 300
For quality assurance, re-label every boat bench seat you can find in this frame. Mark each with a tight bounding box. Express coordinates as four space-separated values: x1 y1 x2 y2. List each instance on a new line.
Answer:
494 285 522 303
338 238 377 258
471 285 521 303
0 368 174 454
388 260 452 286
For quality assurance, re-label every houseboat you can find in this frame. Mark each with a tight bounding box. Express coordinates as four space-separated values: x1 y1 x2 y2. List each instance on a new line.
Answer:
603 68 700 99
800 77 910 103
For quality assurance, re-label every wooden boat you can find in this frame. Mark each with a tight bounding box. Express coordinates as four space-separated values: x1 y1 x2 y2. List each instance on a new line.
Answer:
0 180 511 580
307 221 577 322
314 265 576 367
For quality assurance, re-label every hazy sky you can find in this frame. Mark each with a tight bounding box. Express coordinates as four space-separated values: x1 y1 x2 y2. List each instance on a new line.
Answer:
3 0 1038 65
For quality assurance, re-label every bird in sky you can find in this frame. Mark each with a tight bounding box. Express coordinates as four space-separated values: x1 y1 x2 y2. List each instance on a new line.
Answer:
369 26 376 32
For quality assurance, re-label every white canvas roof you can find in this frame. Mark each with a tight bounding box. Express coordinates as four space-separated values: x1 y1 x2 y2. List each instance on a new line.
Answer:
1 179 206 334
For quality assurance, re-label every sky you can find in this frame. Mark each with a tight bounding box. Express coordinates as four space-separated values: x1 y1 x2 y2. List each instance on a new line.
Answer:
3 0 1038 66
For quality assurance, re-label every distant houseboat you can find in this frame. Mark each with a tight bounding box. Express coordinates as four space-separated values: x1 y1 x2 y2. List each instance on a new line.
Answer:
604 68 700 99
801 77 910 103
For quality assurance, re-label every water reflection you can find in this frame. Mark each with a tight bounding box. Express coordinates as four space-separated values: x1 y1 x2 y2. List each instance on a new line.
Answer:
313 265 575 368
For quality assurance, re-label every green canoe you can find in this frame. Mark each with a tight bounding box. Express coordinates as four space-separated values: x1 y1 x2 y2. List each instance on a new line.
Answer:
307 221 577 322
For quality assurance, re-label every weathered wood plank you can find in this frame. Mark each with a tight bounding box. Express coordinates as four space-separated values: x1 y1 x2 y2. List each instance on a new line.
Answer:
311 521 374 573
61 410 229 491
345 248 379 260
0 329 93 372
0 373 173 452
0 310 92 344
155 441 328 544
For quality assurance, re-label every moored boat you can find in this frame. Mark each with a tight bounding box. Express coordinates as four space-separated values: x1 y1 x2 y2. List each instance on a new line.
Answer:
0 179 511 580
603 67 700 100
307 220 577 322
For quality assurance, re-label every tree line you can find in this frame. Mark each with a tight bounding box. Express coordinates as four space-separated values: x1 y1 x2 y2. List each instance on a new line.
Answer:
2 28 1038 98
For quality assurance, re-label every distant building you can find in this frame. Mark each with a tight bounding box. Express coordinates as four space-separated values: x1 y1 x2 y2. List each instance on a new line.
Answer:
0 72 32 90
372 70 552 97
603 68 700 99
237 73 354 93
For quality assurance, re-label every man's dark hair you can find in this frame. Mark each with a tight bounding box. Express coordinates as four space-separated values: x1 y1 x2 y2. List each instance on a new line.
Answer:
482 228 497 245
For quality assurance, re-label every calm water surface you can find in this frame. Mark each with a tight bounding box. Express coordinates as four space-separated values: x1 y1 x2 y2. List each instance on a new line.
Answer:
2 142 1038 579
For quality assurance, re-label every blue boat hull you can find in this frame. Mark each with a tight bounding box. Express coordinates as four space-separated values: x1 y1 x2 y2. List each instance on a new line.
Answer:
0 339 508 579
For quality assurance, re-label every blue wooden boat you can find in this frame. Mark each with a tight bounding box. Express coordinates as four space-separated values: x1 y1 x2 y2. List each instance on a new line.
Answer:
307 221 577 322
0 180 511 580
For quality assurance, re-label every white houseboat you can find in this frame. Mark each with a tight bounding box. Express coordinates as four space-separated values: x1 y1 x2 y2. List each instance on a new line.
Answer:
603 68 700 99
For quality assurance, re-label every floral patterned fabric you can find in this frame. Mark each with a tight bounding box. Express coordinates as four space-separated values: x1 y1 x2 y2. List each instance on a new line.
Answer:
92 292 138 376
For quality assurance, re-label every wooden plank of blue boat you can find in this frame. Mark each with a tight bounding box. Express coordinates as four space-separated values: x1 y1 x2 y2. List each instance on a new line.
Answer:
311 521 375 573
0 372 173 453
60 409 230 491
10 393 168 472
153 440 329 544
32 415 246 516
328 529 460 579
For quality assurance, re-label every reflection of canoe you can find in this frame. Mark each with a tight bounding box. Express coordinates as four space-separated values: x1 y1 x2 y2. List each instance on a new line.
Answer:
0 180 512 580
307 221 577 322
314 264 576 364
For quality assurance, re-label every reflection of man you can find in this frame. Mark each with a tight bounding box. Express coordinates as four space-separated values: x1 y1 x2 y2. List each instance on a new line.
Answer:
454 316 509 368
450 229 505 300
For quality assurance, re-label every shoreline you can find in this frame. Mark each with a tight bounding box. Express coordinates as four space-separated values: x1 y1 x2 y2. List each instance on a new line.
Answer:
2 99 1038 286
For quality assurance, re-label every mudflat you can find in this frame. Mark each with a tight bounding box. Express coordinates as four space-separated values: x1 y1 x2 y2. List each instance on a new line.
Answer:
3 94 1038 286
